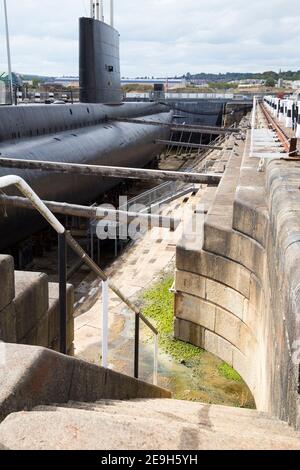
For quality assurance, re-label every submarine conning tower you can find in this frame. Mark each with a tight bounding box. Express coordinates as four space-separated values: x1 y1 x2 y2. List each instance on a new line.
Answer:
79 1 122 104
0 1 173 251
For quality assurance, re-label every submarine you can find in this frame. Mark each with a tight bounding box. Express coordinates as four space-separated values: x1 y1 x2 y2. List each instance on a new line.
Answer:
0 1 173 251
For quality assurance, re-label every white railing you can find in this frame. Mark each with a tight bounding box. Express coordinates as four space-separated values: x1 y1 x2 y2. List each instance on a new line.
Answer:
125 92 235 100
250 95 257 158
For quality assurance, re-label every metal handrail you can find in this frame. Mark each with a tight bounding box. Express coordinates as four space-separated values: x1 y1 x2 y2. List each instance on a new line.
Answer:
65 232 159 383
0 175 159 385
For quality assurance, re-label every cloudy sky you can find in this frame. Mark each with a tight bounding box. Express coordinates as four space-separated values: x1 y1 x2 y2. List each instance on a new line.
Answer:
0 0 299 77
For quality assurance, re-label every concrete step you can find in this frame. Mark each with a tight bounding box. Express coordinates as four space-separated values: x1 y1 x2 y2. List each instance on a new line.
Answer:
0 399 299 450
0 255 15 312
0 255 16 342
14 271 49 342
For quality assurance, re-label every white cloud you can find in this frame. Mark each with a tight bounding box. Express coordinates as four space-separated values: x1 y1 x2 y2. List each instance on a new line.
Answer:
0 0 299 76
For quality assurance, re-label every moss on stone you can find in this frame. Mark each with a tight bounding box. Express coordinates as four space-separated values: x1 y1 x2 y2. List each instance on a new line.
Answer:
141 275 201 362
218 362 243 382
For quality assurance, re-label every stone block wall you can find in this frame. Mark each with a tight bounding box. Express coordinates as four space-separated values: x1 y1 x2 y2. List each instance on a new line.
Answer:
0 255 74 355
174 136 300 429
0 344 171 423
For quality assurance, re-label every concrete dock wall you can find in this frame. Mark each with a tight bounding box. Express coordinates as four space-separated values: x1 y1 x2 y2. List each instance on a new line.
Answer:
0 256 74 355
175 140 300 429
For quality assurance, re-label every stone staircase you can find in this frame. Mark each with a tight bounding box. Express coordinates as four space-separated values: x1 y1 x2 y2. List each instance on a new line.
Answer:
1 398 300 450
1 344 299 450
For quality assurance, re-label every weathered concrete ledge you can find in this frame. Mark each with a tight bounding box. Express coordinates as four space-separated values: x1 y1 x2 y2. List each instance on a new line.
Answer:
175 133 300 429
0 343 171 423
0 257 74 354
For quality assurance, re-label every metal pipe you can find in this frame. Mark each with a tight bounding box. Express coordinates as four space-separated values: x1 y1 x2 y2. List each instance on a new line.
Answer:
0 175 65 234
58 232 67 354
90 0 94 18
153 334 158 386
101 280 109 368
155 139 225 151
134 313 140 379
110 0 114 27
0 175 67 355
3 0 14 106
96 1 100 20
0 158 222 185
0 195 181 230
100 0 104 21
250 96 256 157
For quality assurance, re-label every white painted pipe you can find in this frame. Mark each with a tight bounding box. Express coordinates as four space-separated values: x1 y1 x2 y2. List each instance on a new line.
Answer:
286 100 293 129
0 175 65 234
101 280 109 369
3 0 14 105
296 102 300 139
100 0 104 21
96 1 100 20
153 334 158 386
90 0 94 18
276 99 280 118
110 0 114 27
250 95 256 157
272 99 277 117
279 100 285 123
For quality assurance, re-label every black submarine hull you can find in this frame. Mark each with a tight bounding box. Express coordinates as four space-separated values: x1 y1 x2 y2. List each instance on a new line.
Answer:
0 103 172 250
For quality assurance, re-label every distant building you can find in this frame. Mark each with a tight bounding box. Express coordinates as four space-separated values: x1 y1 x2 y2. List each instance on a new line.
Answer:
238 79 265 87
44 77 80 88
43 76 186 89
22 80 34 86
277 78 284 88
121 78 186 87
189 79 208 87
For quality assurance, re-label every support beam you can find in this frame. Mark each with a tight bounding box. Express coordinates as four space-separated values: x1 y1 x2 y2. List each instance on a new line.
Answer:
101 280 109 369
58 232 67 355
0 195 181 230
155 139 224 151
0 157 222 185
113 117 240 135
171 126 235 136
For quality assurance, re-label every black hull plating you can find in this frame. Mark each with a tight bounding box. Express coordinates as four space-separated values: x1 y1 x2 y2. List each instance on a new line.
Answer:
0 103 172 250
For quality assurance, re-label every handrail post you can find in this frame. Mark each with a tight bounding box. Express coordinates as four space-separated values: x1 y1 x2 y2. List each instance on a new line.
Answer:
153 334 158 386
0 176 161 379
58 232 67 354
102 280 109 368
250 95 256 158
134 313 140 379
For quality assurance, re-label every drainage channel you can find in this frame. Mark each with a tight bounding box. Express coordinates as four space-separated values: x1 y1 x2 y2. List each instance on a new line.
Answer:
72 129 255 410
2 133 254 408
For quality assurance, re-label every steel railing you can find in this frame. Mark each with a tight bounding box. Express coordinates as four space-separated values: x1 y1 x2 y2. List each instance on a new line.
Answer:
0 175 159 385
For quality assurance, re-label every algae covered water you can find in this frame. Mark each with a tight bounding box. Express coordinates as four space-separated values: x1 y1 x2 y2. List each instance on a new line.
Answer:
138 274 255 409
